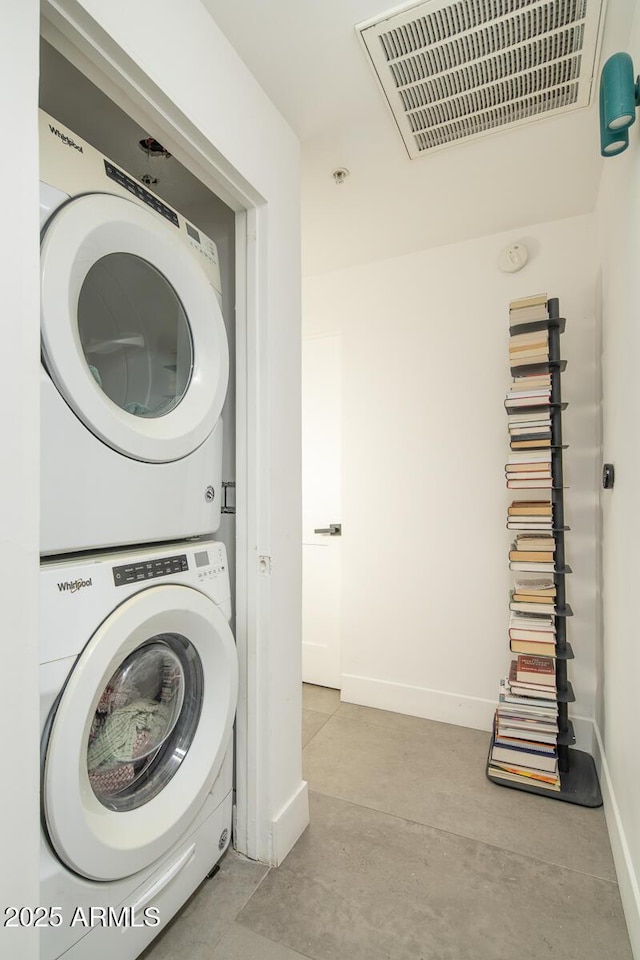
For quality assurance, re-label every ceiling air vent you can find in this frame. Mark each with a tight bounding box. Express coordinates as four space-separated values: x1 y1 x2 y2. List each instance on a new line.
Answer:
357 0 605 157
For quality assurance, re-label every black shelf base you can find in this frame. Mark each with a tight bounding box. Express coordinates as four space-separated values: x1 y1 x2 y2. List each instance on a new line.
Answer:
486 741 602 807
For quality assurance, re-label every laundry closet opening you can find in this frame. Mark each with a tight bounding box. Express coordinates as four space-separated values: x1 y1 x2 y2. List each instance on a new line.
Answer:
38 38 237 603
37 37 245 954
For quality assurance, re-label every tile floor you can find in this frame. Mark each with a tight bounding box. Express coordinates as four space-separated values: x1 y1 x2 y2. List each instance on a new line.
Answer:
142 685 633 960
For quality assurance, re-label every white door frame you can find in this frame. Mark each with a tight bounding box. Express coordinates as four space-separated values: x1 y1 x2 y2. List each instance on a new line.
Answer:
41 2 269 861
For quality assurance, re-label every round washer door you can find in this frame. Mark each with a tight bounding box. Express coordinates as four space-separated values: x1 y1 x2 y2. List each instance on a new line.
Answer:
40 193 229 463
43 585 237 881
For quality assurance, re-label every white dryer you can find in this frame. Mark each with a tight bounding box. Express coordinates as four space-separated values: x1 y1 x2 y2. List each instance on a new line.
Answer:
39 110 229 555
40 540 237 960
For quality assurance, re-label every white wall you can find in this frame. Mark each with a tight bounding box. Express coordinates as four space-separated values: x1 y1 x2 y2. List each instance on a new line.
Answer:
0 4 40 960
595 2 640 953
304 215 599 746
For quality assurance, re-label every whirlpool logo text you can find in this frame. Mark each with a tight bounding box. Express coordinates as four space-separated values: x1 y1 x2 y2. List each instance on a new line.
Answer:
57 578 93 593
48 124 84 153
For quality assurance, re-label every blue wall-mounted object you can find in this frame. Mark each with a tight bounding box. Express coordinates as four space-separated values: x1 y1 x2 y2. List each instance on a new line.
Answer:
599 52 640 157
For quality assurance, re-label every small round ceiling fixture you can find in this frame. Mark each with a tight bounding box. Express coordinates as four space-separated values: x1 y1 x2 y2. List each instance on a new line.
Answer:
332 167 350 185
498 243 529 273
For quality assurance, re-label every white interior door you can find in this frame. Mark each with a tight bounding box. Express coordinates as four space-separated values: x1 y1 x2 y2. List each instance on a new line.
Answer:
302 332 342 689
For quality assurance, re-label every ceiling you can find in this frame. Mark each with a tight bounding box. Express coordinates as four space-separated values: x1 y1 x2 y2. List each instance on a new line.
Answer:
202 0 634 276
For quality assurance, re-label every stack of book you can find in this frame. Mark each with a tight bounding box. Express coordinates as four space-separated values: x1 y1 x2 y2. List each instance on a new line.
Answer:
505 372 551 453
508 523 556 653
508 293 549 329
509 607 555 657
507 410 552 449
509 542 555 572
505 372 551 406
505 451 552 489
509 329 549 368
506 500 553 531
488 293 561 792
509 527 555 569
491 657 559 791
511 573 556 603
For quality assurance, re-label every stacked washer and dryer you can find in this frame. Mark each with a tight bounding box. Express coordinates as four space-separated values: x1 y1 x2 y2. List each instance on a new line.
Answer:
38 110 237 960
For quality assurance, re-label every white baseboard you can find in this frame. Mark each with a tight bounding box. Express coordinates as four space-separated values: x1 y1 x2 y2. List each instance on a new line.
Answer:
340 672 594 751
593 725 639 959
269 780 309 867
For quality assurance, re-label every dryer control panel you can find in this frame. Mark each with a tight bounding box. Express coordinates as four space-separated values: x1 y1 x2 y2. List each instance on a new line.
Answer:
104 160 179 227
112 553 188 587
39 109 222 295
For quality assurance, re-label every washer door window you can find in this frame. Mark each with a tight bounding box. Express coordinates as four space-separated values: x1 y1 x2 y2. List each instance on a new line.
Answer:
43 585 238 881
40 194 229 463
87 636 199 812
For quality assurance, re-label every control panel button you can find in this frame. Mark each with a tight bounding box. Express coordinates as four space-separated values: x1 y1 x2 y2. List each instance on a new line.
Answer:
112 553 189 587
104 160 179 227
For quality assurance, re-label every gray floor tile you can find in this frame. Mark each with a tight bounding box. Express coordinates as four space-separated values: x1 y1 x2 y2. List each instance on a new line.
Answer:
211 923 312 960
302 684 341 715
237 791 632 960
303 712 616 880
303 708 331 747
337 700 452 732
140 850 269 959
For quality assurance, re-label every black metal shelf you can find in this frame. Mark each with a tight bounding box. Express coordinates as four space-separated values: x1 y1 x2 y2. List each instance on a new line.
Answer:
497 296 602 808
506 524 570 530
554 605 573 617
505 401 568 413
510 359 567 377
509 446 569 453
509 604 573 618
487 740 601 807
555 641 574 659
555 680 575 703
505 484 566 490
558 719 576 745
509 446 561 452
509 316 566 336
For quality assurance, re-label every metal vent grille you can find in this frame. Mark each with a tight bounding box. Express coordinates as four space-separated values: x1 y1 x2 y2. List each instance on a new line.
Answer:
357 0 604 156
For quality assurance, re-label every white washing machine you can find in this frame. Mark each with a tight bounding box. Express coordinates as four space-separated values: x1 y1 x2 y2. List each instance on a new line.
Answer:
40 540 237 960
39 109 230 555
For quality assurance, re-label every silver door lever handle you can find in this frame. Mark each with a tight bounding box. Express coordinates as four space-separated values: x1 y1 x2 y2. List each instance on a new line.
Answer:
314 523 342 536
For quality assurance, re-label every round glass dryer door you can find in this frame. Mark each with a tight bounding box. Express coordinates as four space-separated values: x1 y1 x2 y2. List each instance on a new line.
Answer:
40 193 229 463
77 253 194 421
42 585 238 881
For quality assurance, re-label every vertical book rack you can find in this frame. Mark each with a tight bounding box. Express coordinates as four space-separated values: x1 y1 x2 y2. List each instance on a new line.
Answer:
486 296 602 807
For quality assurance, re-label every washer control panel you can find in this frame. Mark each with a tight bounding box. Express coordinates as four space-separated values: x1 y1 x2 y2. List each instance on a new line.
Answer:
194 542 226 582
113 553 188 587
